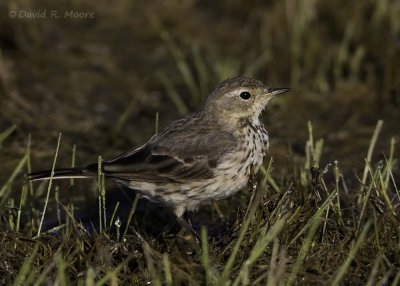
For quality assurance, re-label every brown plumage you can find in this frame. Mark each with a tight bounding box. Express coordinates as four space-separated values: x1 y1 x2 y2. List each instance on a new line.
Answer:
29 76 290 217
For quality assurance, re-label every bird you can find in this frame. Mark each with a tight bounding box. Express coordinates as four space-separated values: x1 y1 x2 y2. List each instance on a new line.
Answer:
29 76 289 221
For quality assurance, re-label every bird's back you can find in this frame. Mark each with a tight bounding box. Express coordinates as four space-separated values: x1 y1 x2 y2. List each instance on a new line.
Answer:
100 112 239 203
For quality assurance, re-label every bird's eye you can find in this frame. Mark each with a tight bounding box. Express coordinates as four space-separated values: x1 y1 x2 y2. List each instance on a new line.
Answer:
239 91 251 100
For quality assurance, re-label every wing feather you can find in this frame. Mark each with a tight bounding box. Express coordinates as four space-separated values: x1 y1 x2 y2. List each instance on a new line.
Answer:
102 113 237 184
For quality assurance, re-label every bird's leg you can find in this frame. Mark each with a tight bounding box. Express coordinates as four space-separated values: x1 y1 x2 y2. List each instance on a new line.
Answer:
244 165 259 219
177 213 201 243
174 207 201 243
248 164 258 191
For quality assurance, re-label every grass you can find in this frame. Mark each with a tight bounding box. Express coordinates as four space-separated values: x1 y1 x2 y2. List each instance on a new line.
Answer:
36 132 62 237
0 120 398 284
0 0 399 284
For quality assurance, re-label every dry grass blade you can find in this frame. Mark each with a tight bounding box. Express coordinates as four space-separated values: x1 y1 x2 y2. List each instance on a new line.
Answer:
358 120 384 203
36 133 62 237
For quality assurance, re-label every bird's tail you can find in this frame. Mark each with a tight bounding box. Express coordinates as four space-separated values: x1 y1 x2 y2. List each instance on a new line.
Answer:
28 163 99 181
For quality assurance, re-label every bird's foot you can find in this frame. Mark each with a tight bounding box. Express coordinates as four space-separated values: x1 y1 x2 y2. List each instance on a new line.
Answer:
177 215 201 244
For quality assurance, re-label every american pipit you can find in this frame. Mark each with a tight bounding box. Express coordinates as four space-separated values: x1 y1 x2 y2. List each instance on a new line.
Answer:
29 76 289 219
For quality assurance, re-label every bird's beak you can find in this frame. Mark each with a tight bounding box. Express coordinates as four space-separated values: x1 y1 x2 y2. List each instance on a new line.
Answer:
266 87 291 97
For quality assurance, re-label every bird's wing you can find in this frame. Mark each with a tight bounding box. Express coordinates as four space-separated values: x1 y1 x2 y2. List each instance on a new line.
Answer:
102 115 237 183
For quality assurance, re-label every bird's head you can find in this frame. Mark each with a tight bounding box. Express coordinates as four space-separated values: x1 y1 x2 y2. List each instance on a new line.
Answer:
204 76 289 124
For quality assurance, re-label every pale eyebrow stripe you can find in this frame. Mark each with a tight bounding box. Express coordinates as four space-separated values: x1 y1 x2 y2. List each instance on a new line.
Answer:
225 88 248 97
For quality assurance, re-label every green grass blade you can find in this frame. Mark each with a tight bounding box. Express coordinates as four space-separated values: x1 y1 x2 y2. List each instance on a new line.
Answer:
331 221 371 285
289 190 336 246
220 185 262 282
201 226 218 284
232 217 286 286
122 194 140 240
0 124 17 145
0 152 28 209
13 243 39 286
162 254 173 286
157 72 189 115
55 252 68 286
143 242 162 286
287 206 323 285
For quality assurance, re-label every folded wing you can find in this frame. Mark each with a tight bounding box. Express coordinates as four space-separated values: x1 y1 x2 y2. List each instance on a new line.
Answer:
102 114 237 184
